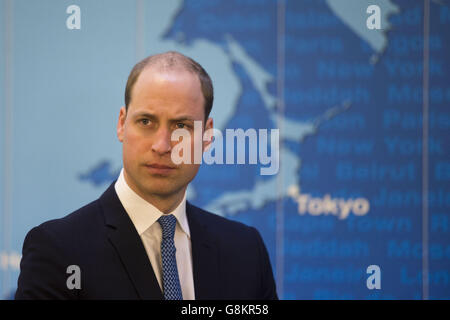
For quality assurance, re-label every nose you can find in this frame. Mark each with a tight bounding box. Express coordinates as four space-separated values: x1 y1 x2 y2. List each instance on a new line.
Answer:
151 126 172 155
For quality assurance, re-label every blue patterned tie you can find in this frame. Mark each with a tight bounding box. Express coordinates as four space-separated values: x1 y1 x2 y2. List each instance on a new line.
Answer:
158 214 183 300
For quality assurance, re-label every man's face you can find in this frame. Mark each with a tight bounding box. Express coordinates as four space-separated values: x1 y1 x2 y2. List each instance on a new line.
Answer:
117 67 213 201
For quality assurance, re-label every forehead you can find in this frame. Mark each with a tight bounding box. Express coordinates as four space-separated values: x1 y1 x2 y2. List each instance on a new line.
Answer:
130 67 204 118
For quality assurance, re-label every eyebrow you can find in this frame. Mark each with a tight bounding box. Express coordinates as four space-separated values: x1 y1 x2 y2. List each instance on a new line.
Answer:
133 112 157 119
171 116 196 122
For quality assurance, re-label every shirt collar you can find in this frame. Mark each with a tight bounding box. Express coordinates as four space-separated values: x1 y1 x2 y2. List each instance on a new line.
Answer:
114 168 190 238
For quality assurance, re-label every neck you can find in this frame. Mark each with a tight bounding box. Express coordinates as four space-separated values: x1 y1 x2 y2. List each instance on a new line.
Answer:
123 171 186 214
145 192 185 214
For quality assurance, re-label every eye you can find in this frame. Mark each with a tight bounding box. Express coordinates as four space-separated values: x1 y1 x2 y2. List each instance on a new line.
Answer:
140 119 151 126
176 123 186 129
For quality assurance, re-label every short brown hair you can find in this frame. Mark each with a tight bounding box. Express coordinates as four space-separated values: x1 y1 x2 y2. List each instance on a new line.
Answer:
124 51 214 120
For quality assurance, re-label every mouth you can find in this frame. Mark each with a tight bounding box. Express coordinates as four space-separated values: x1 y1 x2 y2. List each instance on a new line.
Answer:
144 163 176 175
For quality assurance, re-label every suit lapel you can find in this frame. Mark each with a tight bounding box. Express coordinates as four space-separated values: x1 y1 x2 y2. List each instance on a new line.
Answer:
99 182 163 300
187 202 221 299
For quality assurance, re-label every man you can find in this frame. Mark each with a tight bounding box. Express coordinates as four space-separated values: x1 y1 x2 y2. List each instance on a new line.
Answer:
15 51 278 300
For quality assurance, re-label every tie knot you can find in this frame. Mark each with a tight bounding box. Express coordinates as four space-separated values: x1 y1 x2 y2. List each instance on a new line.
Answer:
158 214 177 239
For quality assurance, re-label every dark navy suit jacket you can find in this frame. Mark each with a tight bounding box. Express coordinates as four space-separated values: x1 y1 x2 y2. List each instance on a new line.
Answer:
15 182 278 300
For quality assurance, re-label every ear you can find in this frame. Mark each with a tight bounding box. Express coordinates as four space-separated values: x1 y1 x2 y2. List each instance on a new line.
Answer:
117 106 127 142
202 117 214 152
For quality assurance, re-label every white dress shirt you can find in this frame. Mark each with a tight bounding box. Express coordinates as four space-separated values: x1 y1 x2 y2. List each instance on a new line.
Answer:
114 169 195 300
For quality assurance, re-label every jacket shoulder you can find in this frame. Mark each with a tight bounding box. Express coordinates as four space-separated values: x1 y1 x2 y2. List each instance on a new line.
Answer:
15 199 103 300
36 198 103 237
